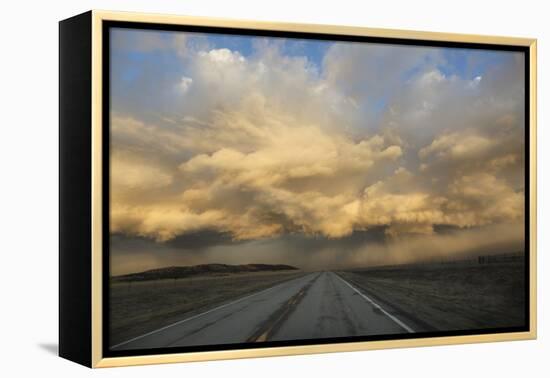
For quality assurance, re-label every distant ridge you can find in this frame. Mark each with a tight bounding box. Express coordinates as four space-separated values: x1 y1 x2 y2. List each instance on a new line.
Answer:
112 263 299 282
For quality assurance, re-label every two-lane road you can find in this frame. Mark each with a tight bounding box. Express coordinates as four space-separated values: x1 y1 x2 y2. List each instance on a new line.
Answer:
113 271 413 350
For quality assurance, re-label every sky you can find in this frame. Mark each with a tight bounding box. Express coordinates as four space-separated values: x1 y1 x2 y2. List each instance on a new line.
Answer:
109 27 526 275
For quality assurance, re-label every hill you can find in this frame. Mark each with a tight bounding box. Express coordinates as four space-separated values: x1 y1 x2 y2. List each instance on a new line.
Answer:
112 263 299 282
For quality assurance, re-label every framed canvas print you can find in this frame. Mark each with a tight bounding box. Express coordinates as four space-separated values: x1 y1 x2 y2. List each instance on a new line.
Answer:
59 10 537 368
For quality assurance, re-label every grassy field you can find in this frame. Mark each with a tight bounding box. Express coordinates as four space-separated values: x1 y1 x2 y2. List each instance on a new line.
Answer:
339 259 526 332
109 270 304 346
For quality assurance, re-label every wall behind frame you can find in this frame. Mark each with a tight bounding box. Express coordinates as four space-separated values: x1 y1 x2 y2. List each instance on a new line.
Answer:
1 0 547 378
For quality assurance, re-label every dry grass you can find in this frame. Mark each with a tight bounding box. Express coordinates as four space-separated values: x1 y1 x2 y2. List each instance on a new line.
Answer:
109 271 304 345
339 260 526 332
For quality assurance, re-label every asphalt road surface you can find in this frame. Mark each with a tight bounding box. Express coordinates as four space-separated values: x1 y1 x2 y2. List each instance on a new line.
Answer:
112 271 414 350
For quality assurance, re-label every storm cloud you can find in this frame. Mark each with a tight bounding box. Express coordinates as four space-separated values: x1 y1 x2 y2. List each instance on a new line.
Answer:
109 28 525 273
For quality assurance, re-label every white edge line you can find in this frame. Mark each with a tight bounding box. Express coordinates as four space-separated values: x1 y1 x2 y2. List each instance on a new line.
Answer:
111 273 311 349
335 274 415 333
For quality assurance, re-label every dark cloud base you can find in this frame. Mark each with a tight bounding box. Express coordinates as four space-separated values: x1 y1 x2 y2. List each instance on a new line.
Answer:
110 224 524 276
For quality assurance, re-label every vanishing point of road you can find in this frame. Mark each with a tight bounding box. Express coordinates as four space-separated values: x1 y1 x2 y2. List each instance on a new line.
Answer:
112 271 414 350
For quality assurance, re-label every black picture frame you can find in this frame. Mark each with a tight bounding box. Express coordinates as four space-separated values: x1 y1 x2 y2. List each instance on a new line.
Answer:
59 10 537 368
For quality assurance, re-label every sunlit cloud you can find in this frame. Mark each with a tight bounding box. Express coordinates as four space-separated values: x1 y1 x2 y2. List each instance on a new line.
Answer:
109 29 525 270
